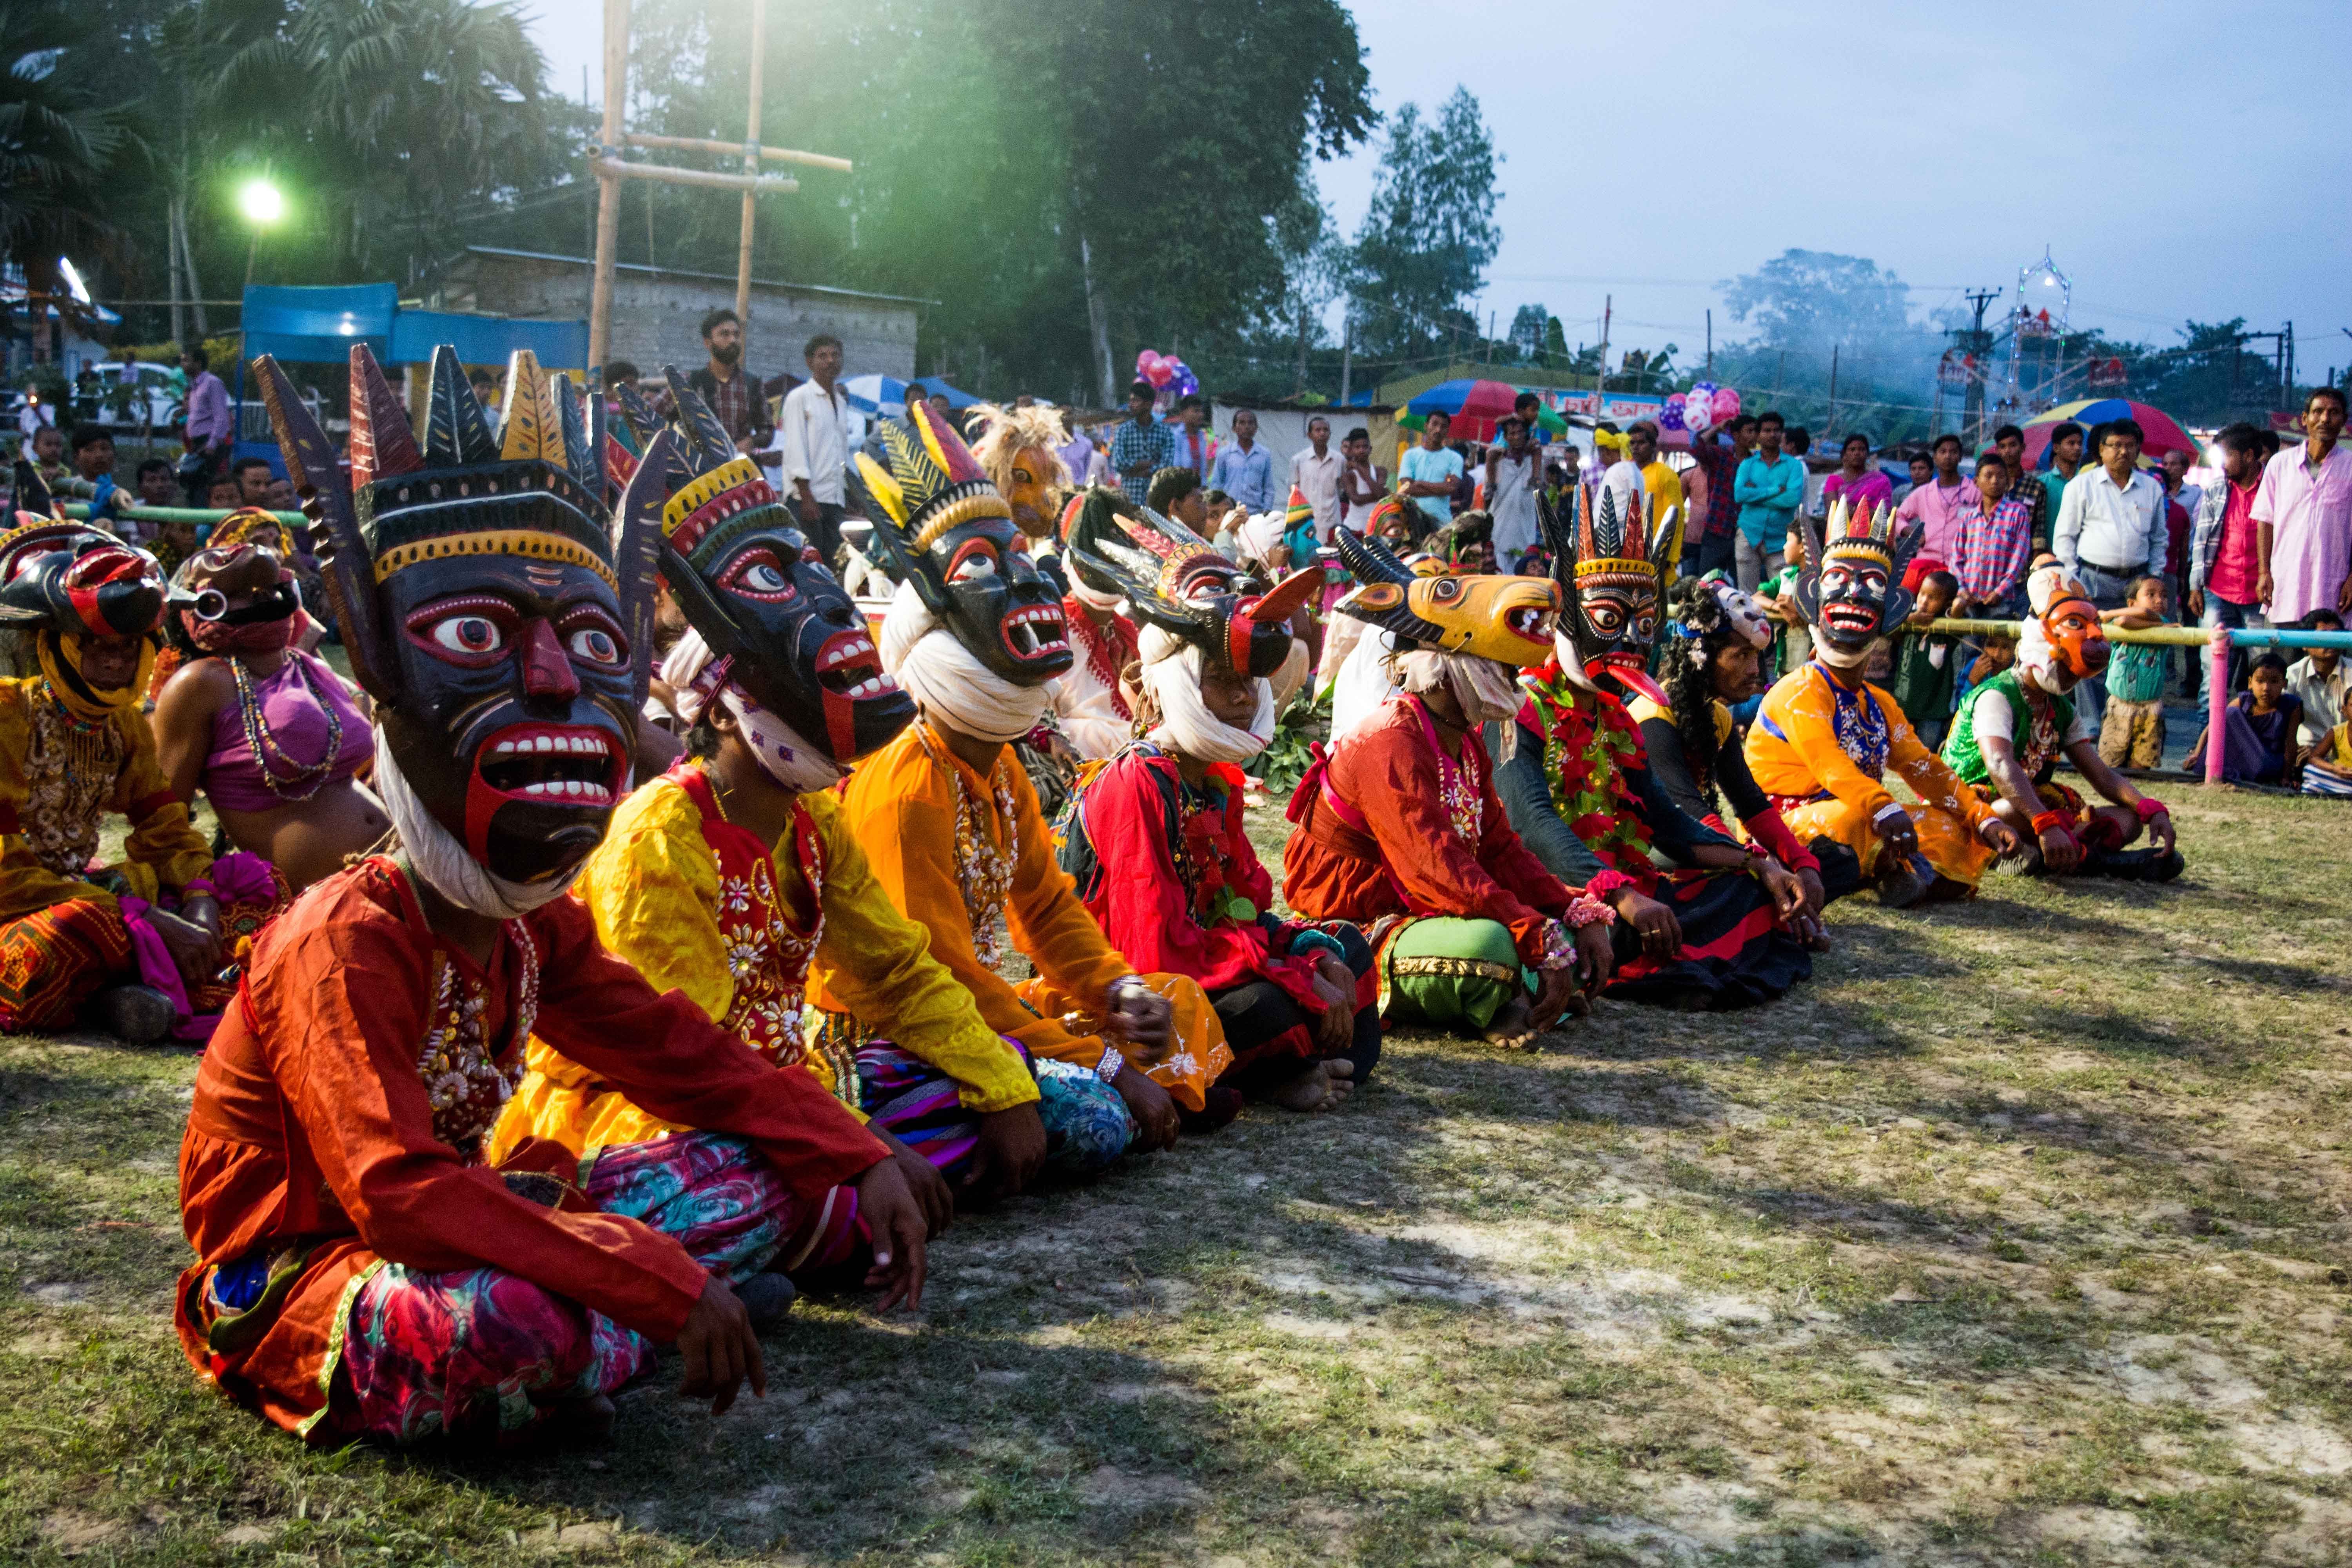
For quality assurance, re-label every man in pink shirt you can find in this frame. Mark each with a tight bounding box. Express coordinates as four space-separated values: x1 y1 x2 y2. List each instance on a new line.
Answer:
1895 433 1978 562
2255 387 2352 622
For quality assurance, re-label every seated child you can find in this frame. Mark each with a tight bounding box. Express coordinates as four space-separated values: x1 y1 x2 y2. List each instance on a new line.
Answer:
2189 653 2301 785
1887 568 1960 750
2097 575 2172 772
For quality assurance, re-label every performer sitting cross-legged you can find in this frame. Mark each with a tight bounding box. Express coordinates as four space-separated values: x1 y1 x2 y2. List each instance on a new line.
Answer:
1056 492 1374 1113
1497 484 1819 1009
1940 562 2181 880
815 400 1234 1145
491 374 1131 1211
151 519 385 891
1282 530 1603 1046
0 508 271 1043
175 347 929 1448
1744 498 2021 906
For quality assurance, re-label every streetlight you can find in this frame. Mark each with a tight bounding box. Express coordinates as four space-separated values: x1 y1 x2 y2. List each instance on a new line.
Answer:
239 177 284 287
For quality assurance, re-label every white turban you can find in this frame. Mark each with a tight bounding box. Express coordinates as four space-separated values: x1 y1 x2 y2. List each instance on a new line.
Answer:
657 627 846 794
879 578 1053 743
1396 649 1523 726
1136 625 1275 764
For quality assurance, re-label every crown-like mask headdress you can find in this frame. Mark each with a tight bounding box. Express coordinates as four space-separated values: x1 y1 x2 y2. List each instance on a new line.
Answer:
1065 488 1318 677
1792 497 1924 649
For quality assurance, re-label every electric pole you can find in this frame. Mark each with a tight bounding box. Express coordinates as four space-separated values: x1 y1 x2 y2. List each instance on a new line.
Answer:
1958 287 2001 447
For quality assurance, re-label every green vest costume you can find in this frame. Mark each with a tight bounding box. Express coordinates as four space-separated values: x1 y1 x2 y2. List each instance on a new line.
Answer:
1941 668 2074 786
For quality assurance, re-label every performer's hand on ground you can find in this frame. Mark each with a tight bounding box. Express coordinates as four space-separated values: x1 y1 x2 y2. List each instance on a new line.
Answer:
1309 957 1356 1052
1102 979 1173 1060
676 1275 766 1417
1527 967 1579 1036
1795 866 1826 922
1573 919 1616 995
2143 807 2175 854
151 906 224 984
1113 1065 1180 1152
1613 890 1681 960
2038 824 2080 871
855 1158 929 1312
876 1129 953 1235
963 1103 1047 1200
1759 859 1805 922
1873 810 1920 863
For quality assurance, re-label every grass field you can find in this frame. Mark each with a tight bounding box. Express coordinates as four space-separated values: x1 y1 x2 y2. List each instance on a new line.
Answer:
5 780 2350 1566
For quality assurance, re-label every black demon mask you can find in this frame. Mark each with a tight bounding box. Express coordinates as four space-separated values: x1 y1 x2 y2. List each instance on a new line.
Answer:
1793 498 1920 664
849 400 1071 687
1063 488 1319 677
259 342 660 889
1537 478 1676 704
650 368 912 765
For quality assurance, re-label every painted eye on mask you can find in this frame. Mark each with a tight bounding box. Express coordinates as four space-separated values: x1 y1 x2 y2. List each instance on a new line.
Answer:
720 548 799 603
948 540 999 582
431 615 504 657
567 625 622 666
1585 602 1625 634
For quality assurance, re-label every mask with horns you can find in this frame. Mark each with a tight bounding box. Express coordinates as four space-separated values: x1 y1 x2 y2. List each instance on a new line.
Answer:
1536 478 1677 704
1063 488 1319 677
1329 528 1560 668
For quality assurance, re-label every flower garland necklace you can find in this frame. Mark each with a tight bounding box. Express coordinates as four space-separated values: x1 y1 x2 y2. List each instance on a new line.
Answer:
416 921 541 1158
914 720 1020 969
1526 666 1655 871
230 653 344 802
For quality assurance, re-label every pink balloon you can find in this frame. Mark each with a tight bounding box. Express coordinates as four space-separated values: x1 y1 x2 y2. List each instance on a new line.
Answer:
1145 360 1174 388
1711 388 1741 421
1136 350 1165 377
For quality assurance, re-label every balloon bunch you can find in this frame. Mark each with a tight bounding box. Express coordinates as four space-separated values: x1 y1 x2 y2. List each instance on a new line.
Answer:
1676 383 1740 431
1135 349 1200 400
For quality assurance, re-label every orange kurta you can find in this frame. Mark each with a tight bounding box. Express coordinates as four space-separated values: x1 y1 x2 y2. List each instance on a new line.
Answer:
1743 662 1996 886
809 723 1228 1109
176 857 887 1438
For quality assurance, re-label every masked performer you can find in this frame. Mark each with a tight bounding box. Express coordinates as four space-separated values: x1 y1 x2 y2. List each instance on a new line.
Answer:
968 401 1073 561
1744 499 2020 906
1047 490 1145 760
1634 575 1864 930
0 513 262 1042
1282 532 1597 1045
1055 493 1372 1112
818 403 1234 1144
492 374 1129 1202
1941 563 2181 879
176 347 929 1448
151 517 384 891
1496 488 1817 1008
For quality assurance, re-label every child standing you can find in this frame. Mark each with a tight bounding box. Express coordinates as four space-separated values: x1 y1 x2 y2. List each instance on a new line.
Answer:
1888 569 1961 750
2097 575 2173 772
1953 629 2017 711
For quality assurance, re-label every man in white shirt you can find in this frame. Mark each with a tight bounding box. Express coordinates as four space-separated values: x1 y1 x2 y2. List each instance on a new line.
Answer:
2053 418 2167 726
1289 415 1342 541
1484 415 1543 572
778 333 850 563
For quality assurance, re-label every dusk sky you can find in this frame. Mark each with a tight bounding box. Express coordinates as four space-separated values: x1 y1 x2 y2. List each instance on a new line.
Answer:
521 0 2352 377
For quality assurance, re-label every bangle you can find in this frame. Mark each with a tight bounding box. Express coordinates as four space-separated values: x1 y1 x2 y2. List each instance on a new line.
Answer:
1583 867 1637 900
1564 894 1613 930
1094 1045 1125 1084
1536 919 1577 971
2133 796 2169 822
2029 809 2075 838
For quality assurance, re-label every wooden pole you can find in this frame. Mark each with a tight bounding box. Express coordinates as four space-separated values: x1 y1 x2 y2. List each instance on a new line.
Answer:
626 133 848 172
734 0 768 338
589 0 630 383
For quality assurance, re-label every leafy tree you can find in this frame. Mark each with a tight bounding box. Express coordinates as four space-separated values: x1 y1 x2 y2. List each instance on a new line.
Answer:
0 0 143 347
1721 249 1915 356
1507 303 1549 361
1347 87 1500 360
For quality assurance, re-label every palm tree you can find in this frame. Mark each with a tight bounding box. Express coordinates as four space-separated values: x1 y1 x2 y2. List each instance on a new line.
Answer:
0 0 142 354
221 0 553 281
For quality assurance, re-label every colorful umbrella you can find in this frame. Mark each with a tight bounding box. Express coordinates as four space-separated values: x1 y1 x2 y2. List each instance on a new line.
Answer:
2021 399 2197 468
1402 379 1567 441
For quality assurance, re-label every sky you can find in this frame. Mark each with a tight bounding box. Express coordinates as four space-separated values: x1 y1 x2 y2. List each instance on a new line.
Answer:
518 0 2352 378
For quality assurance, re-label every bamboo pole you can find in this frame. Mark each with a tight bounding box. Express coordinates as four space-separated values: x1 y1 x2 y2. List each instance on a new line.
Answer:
588 0 630 381
591 159 797 196
734 0 768 336
622 135 849 174
63 503 303 527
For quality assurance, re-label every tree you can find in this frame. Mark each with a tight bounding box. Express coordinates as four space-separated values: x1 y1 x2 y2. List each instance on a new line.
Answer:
1347 87 1501 361
0 0 143 357
1721 249 1915 356
1507 303 1549 361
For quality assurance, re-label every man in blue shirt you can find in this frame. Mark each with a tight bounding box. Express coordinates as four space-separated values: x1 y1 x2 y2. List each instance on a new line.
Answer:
1109 380 1175 500
1732 411 1805 592
1209 408 1276 512
1398 409 1464 534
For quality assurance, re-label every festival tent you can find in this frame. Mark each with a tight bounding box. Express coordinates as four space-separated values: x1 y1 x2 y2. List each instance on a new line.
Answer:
2021 399 2197 467
1401 379 1568 441
838 374 981 416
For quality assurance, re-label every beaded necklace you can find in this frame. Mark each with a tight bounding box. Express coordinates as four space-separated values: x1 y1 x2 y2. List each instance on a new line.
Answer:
413 914 541 1159
229 653 345 802
24 680 120 880
913 720 1020 969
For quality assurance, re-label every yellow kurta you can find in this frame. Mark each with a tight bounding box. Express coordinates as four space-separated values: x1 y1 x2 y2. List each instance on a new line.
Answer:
1744 662 1996 887
488 767 1036 1161
809 722 1229 1111
0 672 211 922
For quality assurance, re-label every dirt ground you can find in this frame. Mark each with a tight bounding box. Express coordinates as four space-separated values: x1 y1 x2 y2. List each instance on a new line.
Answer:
4 780 2350 1566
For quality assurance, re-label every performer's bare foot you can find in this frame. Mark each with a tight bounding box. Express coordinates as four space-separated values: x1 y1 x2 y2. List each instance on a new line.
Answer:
535 1393 617 1447
1481 998 1543 1047
1259 1057 1355 1112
